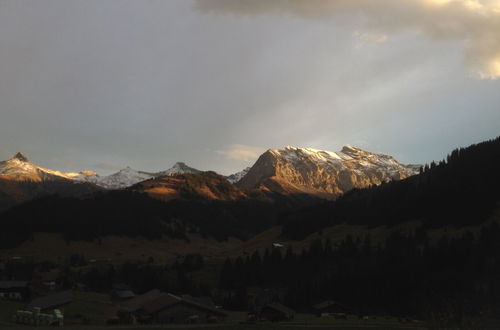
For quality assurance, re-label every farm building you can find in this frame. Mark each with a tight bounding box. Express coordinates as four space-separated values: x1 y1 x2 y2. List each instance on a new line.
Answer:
181 295 216 308
312 300 349 316
113 290 135 301
259 302 295 321
0 280 30 300
27 290 73 311
117 290 226 324
142 293 227 324
117 289 163 324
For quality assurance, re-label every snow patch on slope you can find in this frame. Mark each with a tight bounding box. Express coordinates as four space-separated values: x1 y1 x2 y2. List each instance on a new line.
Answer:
156 162 201 177
238 145 420 197
85 167 155 190
0 153 97 182
226 167 251 184
269 145 419 178
84 162 202 189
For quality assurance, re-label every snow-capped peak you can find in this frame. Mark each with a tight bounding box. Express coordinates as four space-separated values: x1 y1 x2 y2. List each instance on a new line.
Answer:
227 167 251 184
238 145 420 197
0 152 94 182
156 162 201 176
83 162 203 190
86 167 155 190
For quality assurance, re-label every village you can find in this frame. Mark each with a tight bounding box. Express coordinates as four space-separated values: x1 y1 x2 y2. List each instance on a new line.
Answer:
0 257 424 329
1 279 354 327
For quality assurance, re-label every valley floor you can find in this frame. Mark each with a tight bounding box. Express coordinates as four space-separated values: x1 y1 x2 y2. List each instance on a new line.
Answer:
0 219 489 264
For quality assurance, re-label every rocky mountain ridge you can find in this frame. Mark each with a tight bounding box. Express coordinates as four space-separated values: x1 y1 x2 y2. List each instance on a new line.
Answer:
0 153 204 190
0 152 96 182
0 146 420 199
237 146 419 198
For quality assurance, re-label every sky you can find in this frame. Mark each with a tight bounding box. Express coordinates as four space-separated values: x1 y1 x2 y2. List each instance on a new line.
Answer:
0 0 499 175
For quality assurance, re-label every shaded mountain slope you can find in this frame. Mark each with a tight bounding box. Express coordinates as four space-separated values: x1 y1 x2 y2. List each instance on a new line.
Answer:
131 171 247 201
0 174 102 212
0 182 320 249
0 153 102 211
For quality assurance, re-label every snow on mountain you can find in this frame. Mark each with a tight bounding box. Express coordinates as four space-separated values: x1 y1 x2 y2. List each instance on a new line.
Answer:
226 167 251 184
0 149 419 196
0 152 96 182
155 162 201 177
83 167 154 190
0 152 205 191
84 162 202 190
238 146 420 198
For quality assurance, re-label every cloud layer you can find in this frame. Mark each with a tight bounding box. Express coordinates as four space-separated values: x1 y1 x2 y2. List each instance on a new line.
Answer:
0 1 498 176
195 0 500 79
216 144 264 162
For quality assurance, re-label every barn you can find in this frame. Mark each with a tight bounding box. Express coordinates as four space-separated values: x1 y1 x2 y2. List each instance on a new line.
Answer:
118 289 163 324
259 302 295 321
312 300 349 316
27 290 73 311
142 293 227 324
0 281 30 300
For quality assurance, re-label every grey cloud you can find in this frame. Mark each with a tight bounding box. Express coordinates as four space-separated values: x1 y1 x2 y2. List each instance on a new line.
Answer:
0 0 498 177
195 0 500 79
215 144 265 161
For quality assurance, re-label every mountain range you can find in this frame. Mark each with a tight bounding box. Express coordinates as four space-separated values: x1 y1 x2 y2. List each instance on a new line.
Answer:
0 145 418 210
1 137 498 320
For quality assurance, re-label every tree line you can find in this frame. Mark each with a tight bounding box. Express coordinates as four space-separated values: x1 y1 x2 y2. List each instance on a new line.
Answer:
220 223 500 319
281 136 500 239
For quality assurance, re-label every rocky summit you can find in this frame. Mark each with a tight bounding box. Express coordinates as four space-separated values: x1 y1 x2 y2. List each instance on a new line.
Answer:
237 146 420 198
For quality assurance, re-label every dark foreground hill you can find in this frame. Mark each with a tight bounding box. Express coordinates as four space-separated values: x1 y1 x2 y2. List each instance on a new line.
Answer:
0 176 102 212
0 172 321 249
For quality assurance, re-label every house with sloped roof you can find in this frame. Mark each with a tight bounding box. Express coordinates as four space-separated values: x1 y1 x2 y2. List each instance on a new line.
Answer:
27 290 72 311
142 292 227 324
259 302 295 321
117 289 162 324
0 281 30 300
312 300 349 316
116 290 226 324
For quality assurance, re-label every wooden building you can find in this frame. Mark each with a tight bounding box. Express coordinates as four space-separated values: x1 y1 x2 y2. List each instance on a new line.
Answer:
113 290 135 301
118 289 162 324
0 281 30 300
312 300 349 316
142 293 227 324
27 290 73 311
259 302 295 321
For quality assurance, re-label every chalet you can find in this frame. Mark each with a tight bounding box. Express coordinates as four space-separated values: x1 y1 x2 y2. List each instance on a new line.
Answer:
113 290 135 301
181 295 216 308
118 289 163 324
27 290 73 311
0 281 30 300
259 302 295 321
312 300 349 316
142 293 227 324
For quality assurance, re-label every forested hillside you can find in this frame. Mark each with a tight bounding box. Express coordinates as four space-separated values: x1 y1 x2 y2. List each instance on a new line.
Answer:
282 136 500 239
